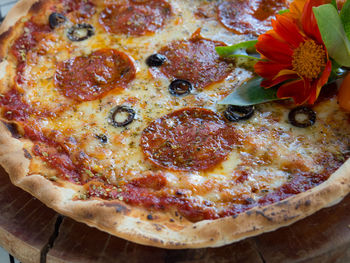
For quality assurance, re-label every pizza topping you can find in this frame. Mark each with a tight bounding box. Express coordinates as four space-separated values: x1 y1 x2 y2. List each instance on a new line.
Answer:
108 106 136 127
258 170 333 206
11 20 50 63
54 49 136 101
130 172 167 190
99 0 172 36
169 79 193 96
0 88 61 122
288 106 316 128
77 149 344 221
146 53 167 67
48 13 66 29
95 134 108 144
224 105 255 122
217 0 287 36
158 31 233 89
33 142 82 183
61 0 95 22
2 0 350 237
141 108 240 171
0 89 30 121
67 23 94 42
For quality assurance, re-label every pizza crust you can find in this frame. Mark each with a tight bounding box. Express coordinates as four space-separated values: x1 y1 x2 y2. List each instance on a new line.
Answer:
1 120 350 248
0 0 349 249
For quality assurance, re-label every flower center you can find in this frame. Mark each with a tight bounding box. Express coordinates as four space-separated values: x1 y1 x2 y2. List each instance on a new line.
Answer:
292 40 326 80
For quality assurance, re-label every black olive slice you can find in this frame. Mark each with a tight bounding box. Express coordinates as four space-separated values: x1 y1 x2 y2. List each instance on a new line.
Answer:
49 12 66 29
288 106 316 128
109 106 135 127
95 134 108 143
146 54 167 67
224 105 255 122
67 23 94 42
169 79 192 96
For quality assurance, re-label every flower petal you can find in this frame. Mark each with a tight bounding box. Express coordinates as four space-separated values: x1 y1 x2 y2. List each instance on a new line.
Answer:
272 15 306 49
262 73 299 88
307 81 320 104
274 69 299 78
277 79 311 104
288 0 305 20
302 0 330 43
256 33 294 64
308 59 332 103
262 69 299 88
254 61 291 79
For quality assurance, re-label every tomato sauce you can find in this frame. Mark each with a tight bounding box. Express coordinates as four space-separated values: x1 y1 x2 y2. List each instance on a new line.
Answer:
0 2 346 223
217 0 288 35
99 0 171 36
61 0 95 22
0 89 31 121
0 85 344 222
0 84 344 221
11 20 50 84
11 20 50 63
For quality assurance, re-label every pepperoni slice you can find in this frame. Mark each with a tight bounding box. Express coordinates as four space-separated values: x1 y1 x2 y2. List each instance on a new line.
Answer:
217 0 288 36
99 0 172 36
62 0 95 22
158 31 233 90
11 21 50 63
54 49 136 101
141 108 240 171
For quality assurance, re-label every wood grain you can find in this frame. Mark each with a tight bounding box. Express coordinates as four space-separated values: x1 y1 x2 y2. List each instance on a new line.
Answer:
254 194 350 262
46 217 263 263
1 165 350 263
0 166 58 263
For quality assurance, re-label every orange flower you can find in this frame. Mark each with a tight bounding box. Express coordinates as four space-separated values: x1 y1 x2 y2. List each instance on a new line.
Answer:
254 0 332 104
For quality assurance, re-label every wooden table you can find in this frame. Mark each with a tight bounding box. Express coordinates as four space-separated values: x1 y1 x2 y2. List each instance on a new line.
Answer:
1 166 350 263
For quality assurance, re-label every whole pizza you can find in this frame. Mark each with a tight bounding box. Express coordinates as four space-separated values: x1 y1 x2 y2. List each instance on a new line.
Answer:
0 0 350 248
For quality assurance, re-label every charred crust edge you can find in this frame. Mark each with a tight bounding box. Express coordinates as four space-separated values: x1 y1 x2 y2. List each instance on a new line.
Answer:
103 202 131 214
147 214 153 220
2 121 22 138
255 211 273 222
0 25 12 40
23 148 32 159
28 0 45 14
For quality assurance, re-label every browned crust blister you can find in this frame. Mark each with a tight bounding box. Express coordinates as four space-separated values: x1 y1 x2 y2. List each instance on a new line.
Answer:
0 0 349 249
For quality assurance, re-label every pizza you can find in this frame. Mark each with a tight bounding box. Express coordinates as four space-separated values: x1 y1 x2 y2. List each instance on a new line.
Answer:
0 0 349 249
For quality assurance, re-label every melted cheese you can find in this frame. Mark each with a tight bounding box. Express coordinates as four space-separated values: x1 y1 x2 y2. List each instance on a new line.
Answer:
5 0 350 216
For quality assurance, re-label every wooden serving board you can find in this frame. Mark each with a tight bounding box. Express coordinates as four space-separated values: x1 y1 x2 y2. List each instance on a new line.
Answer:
1 165 350 263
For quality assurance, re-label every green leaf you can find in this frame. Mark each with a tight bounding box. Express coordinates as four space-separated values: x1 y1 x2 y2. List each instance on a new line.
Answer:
340 0 350 40
278 9 289 14
330 0 337 9
328 60 348 82
218 77 281 106
215 40 260 60
313 4 350 67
